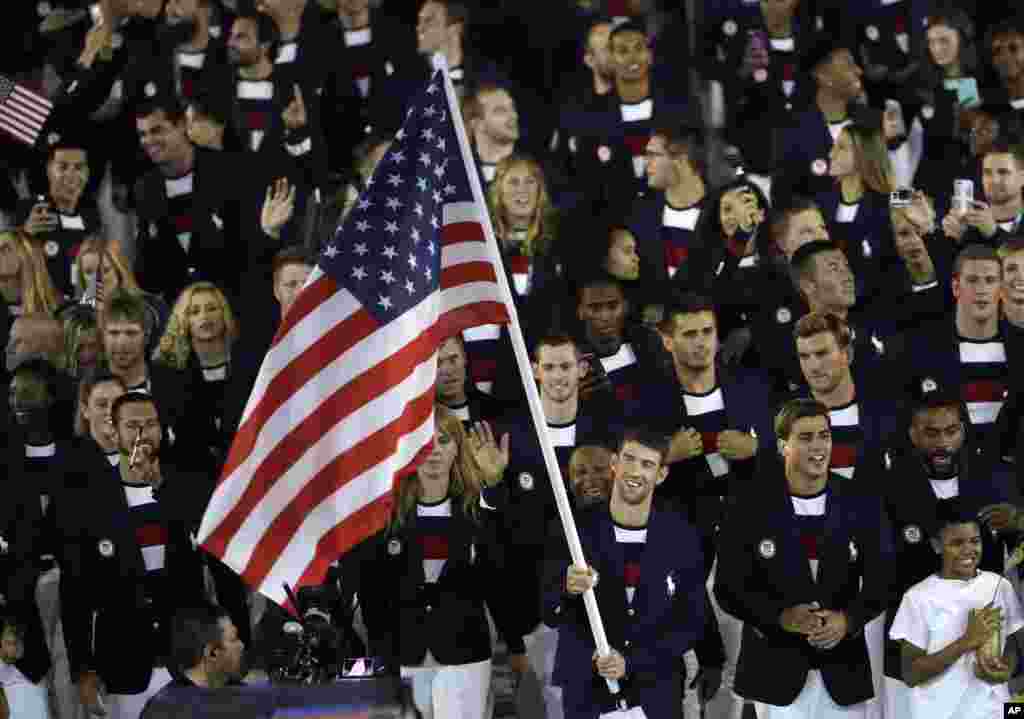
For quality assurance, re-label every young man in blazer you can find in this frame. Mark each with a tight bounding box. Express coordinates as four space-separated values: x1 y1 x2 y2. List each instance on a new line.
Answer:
544 428 706 719
715 398 893 718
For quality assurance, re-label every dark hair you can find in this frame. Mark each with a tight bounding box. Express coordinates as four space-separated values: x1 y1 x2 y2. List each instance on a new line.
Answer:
932 498 981 538
11 356 60 402
532 333 579 362
999 235 1024 259
659 293 716 334
919 7 977 88
234 9 281 56
617 427 669 465
609 19 647 45
105 289 149 330
953 243 1001 276
0 615 25 642
136 95 187 125
790 240 841 283
981 139 1024 169
187 92 230 129
774 398 830 441
650 125 706 177
170 605 230 673
574 271 625 303
110 391 159 427
271 246 315 281
984 13 1024 52
767 197 821 253
425 0 470 31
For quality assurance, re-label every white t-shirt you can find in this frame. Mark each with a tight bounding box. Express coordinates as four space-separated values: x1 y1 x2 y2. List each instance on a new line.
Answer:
889 571 1024 719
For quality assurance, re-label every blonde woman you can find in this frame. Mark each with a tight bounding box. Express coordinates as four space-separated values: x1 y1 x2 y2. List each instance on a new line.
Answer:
355 407 524 719
153 281 239 456
820 117 899 303
0 230 61 318
61 306 101 379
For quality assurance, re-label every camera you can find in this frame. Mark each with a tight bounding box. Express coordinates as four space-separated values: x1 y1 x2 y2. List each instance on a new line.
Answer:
263 584 369 684
889 188 913 208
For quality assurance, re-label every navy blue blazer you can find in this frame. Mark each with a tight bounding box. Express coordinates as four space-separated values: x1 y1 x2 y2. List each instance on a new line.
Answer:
773 109 839 211
715 473 893 707
543 507 705 717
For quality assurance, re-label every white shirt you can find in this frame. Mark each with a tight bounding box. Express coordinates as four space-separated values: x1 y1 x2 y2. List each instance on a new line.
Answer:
890 571 1024 719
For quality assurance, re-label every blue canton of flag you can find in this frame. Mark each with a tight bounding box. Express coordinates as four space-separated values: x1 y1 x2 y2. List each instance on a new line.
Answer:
326 72 468 323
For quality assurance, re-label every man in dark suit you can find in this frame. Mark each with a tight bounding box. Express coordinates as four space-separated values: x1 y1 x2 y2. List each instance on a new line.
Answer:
61 391 217 719
544 428 705 719
714 398 892 718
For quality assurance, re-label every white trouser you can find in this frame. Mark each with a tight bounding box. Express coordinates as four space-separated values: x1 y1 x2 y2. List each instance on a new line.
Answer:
754 670 867 719
882 677 910 719
401 655 492 719
684 561 745 719
36 568 85 719
105 667 172 719
863 614 886 719
524 623 562 719
1 665 51 719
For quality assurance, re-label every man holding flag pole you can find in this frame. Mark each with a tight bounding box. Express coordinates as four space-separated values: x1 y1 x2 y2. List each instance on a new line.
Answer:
196 51 682 717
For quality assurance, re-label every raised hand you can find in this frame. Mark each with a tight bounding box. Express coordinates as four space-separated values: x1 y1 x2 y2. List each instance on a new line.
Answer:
261 177 296 238
467 420 509 486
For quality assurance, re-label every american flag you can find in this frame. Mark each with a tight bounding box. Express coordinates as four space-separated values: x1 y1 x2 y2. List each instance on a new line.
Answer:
198 69 510 605
0 75 53 147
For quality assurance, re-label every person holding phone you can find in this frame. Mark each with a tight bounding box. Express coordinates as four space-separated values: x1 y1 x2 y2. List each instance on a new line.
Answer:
942 141 1024 246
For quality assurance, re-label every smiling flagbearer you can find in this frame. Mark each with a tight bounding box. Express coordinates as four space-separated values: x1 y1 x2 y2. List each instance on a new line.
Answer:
542 428 705 719
714 399 893 718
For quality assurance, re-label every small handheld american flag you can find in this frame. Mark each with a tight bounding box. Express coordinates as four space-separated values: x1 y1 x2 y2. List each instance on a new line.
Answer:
0 75 54 147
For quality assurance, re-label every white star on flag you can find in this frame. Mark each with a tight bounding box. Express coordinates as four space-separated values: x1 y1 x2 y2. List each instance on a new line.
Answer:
385 221 400 235
356 220 371 232
380 270 396 284
387 174 404 187
351 266 367 280
382 245 398 260
353 242 368 255
324 245 339 258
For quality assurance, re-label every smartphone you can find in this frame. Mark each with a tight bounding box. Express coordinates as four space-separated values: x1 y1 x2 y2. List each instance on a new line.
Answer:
952 179 974 214
889 188 913 208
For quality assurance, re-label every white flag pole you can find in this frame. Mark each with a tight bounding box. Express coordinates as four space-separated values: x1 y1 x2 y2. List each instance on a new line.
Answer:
433 55 621 696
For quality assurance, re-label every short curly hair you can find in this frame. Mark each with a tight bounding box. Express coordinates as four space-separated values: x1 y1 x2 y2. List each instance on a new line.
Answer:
153 282 239 369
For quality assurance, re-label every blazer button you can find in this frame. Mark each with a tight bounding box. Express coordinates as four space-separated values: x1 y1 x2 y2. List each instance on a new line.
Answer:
624 640 631 647
425 605 432 613
627 608 635 617
152 621 159 629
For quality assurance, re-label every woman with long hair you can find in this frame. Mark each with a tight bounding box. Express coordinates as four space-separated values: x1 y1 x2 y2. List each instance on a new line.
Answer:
356 407 523 719
61 306 101 379
821 117 898 304
0 230 60 318
681 177 770 364
152 281 240 458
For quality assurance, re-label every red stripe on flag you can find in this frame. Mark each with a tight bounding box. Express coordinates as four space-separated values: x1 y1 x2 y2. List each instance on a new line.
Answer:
440 261 499 289
225 295 375 479
507 255 530 274
208 317 437 556
830 443 857 469
241 388 437 587
962 379 1005 403
295 441 432 591
442 220 485 245
274 274 339 349
436 302 508 342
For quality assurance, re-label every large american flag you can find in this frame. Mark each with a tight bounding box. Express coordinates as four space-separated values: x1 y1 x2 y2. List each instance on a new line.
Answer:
198 69 510 605
0 75 53 147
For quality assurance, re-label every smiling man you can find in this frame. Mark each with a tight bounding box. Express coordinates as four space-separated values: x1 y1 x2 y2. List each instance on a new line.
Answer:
545 428 705 719
890 504 1024 719
880 385 1019 717
714 399 892 718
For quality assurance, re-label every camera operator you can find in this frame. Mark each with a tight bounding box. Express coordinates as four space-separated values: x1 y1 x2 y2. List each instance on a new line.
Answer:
138 605 245 718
